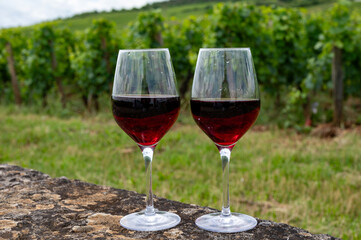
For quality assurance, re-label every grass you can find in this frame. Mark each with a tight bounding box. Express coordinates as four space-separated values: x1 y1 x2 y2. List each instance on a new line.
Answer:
0 105 360 239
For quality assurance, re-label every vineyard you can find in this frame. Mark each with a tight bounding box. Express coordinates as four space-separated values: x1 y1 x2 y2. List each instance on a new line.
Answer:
1 1 361 239
1 1 361 127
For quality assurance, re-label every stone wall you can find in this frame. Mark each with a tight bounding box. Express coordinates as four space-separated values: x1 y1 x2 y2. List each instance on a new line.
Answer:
0 164 340 240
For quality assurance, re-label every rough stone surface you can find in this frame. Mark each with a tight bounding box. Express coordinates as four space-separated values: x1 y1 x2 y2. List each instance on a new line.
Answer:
0 164 340 240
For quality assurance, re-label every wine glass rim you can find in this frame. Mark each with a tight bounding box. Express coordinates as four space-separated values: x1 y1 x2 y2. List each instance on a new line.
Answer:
118 48 169 52
112 94 179 97
199 48 250 51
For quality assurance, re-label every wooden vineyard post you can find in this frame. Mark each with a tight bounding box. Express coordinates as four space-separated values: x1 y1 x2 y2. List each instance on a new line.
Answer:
5 42 22 105
332 46 343 127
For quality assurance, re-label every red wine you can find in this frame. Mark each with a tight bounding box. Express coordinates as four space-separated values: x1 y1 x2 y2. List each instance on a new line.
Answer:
191 99 260 148
112 95 180 146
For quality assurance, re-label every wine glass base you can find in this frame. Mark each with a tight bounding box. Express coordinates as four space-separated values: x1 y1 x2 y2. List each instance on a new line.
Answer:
195 212 257 233
120 209 181 231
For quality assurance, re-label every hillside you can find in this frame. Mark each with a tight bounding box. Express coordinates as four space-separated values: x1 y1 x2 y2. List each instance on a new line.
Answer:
56 2 214 32
35 0 360 32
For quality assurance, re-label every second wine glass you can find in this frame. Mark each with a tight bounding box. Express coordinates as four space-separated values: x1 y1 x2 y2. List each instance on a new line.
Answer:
112 49 181 231
191 48 260 233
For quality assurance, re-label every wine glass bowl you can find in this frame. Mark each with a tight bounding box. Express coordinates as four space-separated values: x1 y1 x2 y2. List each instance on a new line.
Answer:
191 48 260 232
190 99 260 149
112 95 180 147
112 49 181 231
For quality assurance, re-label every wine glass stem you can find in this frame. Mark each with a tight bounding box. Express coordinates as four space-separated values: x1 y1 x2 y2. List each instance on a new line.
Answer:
143 147 155 216
220 148 231 217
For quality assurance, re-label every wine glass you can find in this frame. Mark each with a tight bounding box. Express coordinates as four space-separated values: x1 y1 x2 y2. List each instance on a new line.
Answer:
112 49 181 231
191 48 260 233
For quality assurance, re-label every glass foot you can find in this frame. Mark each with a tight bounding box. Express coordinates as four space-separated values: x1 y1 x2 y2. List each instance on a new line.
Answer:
120 209 181 231
195 212 257 233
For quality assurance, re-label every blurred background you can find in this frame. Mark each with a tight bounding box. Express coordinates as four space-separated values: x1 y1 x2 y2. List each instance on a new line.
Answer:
0 0 360 239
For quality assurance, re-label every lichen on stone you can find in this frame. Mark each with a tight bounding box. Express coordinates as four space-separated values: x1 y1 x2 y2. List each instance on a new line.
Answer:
0 164 340 240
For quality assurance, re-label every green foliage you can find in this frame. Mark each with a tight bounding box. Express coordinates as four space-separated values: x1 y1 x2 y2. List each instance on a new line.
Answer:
206 3 309 97
71 19 120 109
181 16 206 63
302 14 330 95
53 28 75 85
0 28 28 103
164 16 206 99
0 1 360 124
25 24 57 104
305 1 361 99
205 3 274 90
279 12 329 127
0 34 10 101
163 23 191 97
128 10 165 48
264 7 308 97
343 12 361 96
209 3 269 49
296 0 361 125
322 0 353 51
311 0 354 88
0 54 10 103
